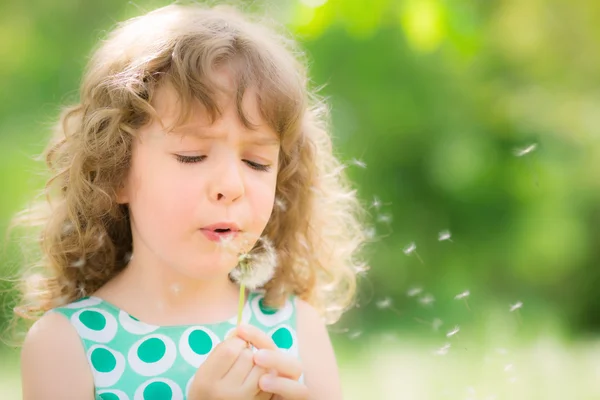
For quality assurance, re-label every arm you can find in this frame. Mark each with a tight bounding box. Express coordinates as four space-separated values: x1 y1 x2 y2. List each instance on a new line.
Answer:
296 298 344 400
21 312 95 400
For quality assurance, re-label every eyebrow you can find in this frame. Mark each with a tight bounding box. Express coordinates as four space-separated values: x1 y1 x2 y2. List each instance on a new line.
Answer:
170 127 280 146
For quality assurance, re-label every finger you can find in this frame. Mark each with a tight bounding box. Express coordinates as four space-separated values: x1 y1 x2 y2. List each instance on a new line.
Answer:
235 324 278 350
199 336 247 380
222 348 255 386
259 375 310 400
241 364 269 392
254 349 302 380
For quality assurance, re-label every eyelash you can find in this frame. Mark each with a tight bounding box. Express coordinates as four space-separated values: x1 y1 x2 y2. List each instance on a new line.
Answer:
174 155 271 172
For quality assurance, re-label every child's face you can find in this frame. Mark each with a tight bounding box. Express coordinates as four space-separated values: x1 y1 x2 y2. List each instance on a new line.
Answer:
119 79 280 281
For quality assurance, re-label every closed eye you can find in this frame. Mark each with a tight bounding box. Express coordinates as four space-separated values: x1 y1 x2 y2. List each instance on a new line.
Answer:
175 155 206 164
244 160 271 172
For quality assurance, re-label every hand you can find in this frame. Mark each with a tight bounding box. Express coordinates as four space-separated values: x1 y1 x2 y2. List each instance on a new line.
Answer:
236 324 310 400
187 335 271 400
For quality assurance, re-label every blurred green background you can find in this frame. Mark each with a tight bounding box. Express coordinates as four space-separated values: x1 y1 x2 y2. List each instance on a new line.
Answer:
1 0 600 399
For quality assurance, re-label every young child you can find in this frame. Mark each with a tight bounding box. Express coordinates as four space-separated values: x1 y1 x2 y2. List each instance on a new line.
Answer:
14 3 367 399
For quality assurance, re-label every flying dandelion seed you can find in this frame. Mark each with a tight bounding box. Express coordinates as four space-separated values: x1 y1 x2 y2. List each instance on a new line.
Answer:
435 343 451 356
513 143 537 157
504 363 514 372
70 257 85 268
418 294 435 307
350 158 367 168
446 325 460 338
274 197 287 211
438 230 452 242
454 290 471 311
348 330 362 340
364 227 377 240
375 297 403 316
407 287 423 297
509 301 523 312
432 318 443 331
371 196 382 210
403 242 424 264
377 214 393 224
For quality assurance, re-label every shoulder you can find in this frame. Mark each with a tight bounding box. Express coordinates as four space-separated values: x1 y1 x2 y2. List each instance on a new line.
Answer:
21 311 95 400
295 298 343 400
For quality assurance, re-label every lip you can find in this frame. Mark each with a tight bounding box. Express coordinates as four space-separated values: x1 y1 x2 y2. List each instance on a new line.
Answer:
201 222 241 232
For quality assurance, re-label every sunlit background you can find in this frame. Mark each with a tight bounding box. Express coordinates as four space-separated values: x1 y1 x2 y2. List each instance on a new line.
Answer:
1 0 600 399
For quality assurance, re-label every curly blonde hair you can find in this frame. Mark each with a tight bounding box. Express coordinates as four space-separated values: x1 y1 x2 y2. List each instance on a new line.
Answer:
10 3 368 330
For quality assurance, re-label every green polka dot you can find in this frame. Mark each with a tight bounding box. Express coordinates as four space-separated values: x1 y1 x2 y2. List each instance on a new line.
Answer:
91 347 116 373
272 327 293 350
99 393 120 400
79 310 106 331
137 338 166 363
259 298 278 315
189 330 213 355
143 381 172 399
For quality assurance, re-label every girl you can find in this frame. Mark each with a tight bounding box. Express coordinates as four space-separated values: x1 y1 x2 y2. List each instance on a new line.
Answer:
14 3 367 400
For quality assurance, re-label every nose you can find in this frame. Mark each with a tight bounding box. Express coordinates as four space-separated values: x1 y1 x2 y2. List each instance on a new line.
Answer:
208 154 245 204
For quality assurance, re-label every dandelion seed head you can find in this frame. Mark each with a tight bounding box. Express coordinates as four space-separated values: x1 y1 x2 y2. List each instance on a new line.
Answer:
509 301 523 312
229 237 278 290
403 242 417 255
454 290 470 300
407 287 423 297
514 143 538 157
438 230 452 241
446 325 460 338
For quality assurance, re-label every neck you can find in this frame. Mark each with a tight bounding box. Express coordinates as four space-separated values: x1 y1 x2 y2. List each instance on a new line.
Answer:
101 251 242 326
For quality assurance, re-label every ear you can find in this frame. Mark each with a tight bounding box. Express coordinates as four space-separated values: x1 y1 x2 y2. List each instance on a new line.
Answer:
115 179 129 204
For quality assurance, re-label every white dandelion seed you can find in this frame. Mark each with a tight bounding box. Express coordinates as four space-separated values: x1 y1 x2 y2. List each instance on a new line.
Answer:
513 143 537 157
509 301 523 312
350 158 367 168
274 197 287 211
364 227 377 240
432 318 443 331
376 297 402 316
446 325 460 338
403 242 424 264
438 230 452 242
377 214 393 224
504 363 514 372
70 256 86 268
371 196 382 210
418 294 435 306
348 330 362 340
406 287 423 297
455 290 471 311
434 343 451 356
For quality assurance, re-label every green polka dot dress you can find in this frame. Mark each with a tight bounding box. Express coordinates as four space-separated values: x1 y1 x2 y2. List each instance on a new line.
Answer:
49 291 300 400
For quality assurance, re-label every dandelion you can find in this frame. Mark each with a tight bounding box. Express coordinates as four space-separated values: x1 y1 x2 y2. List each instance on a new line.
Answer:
418 293 435 307
406 286 423 297
438 230 452 242
509 301 523 312
228 236 278 326
513 143 537 157
435 343 451 356
403 242 424 264
446 325 460 338
350 158 367 168
376 296 402 317
454 290 471 311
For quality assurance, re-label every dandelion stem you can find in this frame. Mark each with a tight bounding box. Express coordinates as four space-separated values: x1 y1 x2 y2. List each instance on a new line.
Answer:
237 283 245 326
